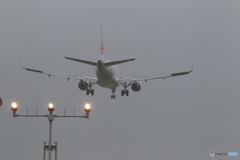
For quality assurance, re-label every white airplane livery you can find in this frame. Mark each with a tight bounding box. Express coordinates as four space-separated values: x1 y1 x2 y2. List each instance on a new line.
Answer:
21 27 192 99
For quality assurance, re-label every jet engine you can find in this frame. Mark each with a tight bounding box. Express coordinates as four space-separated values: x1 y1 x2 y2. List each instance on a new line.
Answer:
131 81 141 92
78 81 88 91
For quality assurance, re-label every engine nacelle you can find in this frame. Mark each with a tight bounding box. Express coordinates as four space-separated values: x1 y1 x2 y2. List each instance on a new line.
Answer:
131 81 141 92
78 81 88 91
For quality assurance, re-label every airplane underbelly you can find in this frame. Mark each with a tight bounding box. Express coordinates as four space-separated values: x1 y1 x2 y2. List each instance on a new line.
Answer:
96 68 118 88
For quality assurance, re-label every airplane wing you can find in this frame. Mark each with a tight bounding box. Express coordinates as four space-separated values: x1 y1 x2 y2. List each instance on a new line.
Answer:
67 75 97 82
20 60 97 82
118 64 193 84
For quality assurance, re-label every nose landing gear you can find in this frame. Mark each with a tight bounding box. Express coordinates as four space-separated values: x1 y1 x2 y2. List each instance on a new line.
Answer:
111 88 116 99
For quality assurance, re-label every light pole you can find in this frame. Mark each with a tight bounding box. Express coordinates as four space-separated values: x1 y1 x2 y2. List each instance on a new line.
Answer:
11 101 92 160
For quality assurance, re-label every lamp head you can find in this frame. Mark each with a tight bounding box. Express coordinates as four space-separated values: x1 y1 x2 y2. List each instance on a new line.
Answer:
48 103 54 112
84 103 91 113
11 102 18 112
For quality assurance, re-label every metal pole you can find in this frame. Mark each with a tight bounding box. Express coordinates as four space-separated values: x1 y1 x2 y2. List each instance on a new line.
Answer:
10 104 90 160
48 114 54 160
43 142 46 160
48 120 52 160
55 142 57 160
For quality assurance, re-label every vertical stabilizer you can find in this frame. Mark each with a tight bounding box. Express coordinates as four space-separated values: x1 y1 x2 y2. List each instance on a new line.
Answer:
100 21 105 60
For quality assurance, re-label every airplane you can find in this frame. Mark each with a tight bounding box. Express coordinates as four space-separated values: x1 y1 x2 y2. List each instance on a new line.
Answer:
20 28 193 99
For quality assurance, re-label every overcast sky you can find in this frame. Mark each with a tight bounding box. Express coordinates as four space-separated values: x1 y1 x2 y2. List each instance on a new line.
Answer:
1 0 240 160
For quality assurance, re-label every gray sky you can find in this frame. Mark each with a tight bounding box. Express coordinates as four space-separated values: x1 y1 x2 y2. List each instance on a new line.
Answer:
1 0 240 160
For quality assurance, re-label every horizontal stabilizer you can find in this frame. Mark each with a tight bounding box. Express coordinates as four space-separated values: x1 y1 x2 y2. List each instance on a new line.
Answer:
65 56 135 67
65 57 97 66
104 58 135 67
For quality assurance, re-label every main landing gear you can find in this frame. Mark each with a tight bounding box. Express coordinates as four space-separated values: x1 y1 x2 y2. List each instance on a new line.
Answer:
121 90 129 96
86 82 94 96
86 88 94 95
121 83 129 96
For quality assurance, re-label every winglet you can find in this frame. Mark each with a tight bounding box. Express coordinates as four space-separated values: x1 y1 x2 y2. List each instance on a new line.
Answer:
19 57 43 73
170 63 194 77
189 62 194 73
19 57 24 69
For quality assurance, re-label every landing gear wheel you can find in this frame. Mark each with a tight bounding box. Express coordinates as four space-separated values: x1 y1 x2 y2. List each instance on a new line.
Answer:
111 88 116 99
121 89 129 96
86 89 94 96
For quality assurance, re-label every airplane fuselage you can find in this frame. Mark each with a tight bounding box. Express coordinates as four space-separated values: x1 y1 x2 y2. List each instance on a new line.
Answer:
95 60 122 89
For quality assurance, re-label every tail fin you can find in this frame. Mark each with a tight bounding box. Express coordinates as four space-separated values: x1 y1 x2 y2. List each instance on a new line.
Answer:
100 21 104 60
